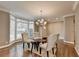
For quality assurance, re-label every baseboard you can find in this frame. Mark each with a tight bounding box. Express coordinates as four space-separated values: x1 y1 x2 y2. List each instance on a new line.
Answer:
74 47 79 56
64 40 74 44
0 40 22 49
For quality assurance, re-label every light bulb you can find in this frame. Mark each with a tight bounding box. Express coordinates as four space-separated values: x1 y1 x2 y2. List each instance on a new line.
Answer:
44 21 47 25
36 22 39 25
38 19 40 22
43 26 46 29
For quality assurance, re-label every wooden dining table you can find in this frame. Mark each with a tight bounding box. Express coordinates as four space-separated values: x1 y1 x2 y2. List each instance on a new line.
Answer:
31 37 47 53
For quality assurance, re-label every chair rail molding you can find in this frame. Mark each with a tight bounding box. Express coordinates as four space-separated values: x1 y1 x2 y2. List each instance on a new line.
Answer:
0 39 22 49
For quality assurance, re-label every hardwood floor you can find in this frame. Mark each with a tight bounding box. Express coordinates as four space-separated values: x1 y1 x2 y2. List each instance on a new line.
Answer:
0 40 78 57
0 42 40 57
56 40 78 57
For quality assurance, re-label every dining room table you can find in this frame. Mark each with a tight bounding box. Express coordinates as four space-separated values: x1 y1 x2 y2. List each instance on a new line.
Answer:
31 37 47 53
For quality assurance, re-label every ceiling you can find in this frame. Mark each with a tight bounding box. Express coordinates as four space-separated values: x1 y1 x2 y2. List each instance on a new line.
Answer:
0 1 77 21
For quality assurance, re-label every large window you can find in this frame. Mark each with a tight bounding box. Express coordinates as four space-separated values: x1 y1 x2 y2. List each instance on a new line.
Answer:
10 15 16 42
16 19 28 39
10 15 34 42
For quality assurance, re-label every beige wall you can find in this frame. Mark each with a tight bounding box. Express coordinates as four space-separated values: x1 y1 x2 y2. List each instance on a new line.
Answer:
48 21 64 39
64 16 75 42
75 4 79 54
0 11 10 46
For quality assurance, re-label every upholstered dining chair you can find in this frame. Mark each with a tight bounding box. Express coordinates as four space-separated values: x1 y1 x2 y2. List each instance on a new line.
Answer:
39 34 59 57
22 32 34 49
33 32 39 36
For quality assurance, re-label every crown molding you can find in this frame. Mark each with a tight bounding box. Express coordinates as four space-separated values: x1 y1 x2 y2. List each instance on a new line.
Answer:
63 2 78 18
0 7 31 21
72 1 79 12
63 13 75 18
0 7 11 13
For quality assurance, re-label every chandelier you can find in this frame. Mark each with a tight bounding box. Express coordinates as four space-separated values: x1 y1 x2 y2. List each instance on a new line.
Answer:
35 9 47 29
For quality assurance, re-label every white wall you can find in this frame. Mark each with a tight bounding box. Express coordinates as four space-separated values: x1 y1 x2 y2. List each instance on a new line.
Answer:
48 21 64 39
64 16 75 43
0 11 10 46
75 4 79 55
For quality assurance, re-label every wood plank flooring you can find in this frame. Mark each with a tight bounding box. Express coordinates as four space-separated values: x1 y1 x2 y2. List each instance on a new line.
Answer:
56 40 78 57
0 40 78 57
0 42 40 57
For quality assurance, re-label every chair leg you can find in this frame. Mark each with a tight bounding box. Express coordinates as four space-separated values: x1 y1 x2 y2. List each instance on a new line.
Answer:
27 43 30 48
37 45 39 51
34 43 36 49
47 51 49 57
55 43 58 56
40 48 41 54
36 42 39 51
31 42 33 53
52 48 54 54
23 42 24 49
34 42 37 49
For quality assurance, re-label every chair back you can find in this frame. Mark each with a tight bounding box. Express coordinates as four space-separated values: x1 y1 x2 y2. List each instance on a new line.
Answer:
33 32 40 37
47 34 59 51
33 32 42 39
22 32 29 42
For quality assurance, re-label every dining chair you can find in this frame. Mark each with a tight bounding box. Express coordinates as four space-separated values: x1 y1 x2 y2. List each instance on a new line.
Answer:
33 32 41 38
22 32 34 49
39 33 59 57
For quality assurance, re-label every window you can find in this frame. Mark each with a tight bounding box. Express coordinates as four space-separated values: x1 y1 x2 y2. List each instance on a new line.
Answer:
16 19 28 39
10 15 34 42
10 15 16 42
29 21 34 38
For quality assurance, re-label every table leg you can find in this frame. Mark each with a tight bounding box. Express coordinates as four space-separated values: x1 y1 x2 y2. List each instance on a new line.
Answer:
36 42 40 51
31 42 34 53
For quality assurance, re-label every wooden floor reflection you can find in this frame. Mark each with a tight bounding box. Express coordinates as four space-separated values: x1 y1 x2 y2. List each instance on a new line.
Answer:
0 42 40 57
56 40 78 57
0 40 78 57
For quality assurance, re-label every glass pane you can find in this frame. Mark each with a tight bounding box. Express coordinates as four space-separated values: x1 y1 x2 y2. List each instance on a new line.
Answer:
29 21 34 38
16 19 28 39
10 15 15 42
